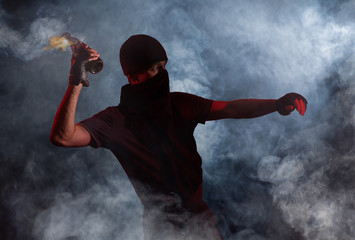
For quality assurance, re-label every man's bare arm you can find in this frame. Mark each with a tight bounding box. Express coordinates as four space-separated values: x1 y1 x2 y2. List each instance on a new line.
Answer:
50 44 99 147
50 84 91 147
207 93 307 121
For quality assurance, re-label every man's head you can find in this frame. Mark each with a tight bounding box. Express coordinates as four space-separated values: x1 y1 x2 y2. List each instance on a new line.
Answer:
119 34 168 85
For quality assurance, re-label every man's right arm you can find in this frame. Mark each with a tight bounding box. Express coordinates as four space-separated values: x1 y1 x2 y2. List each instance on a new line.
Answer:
50 84 91 147
50 44 99 147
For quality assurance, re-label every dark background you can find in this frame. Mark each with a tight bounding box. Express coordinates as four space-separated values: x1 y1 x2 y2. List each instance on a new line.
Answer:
1 0 354 239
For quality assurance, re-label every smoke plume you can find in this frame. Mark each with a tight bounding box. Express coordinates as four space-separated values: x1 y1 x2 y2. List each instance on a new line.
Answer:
0 0 354 239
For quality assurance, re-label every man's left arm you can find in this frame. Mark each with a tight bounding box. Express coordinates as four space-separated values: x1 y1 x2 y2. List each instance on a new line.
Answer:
206 93 307 121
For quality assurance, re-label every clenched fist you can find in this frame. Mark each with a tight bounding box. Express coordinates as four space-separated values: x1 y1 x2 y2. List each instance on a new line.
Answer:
69 43 100 87
275 93 308 116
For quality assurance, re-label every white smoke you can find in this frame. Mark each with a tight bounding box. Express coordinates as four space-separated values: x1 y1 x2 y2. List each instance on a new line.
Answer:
0 10 66 61
257 104 355 239
1 0 355 240
32 176 144 240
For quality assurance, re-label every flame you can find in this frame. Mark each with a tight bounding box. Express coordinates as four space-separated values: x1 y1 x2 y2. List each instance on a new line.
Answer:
43 36 74 51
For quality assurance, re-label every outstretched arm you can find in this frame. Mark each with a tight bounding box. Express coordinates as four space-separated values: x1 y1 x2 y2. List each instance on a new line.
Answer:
207 93 307 121
50 44 100 147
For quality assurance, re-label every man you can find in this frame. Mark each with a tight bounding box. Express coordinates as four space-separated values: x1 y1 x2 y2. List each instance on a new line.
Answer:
50 34 307 239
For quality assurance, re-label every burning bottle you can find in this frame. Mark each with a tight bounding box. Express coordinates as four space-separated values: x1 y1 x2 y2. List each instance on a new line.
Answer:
44 32 103 74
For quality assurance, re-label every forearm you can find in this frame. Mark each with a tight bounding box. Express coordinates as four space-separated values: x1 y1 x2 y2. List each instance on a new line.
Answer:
226 99 277 118
50 84 83 143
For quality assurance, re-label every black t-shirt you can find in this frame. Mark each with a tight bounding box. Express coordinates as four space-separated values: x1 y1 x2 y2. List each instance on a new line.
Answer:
80 92 212 210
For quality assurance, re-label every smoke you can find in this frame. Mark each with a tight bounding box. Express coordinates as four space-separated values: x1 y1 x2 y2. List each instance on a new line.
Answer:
256 46 355 239
1 0 355 239
32 180 143 240
0 10 67 60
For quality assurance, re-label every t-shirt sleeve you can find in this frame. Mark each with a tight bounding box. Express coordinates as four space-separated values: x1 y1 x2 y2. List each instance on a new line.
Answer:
79 107 116 148
172 92 213 125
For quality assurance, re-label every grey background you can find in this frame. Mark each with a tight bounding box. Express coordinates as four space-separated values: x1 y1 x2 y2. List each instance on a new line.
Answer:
0 0 354 239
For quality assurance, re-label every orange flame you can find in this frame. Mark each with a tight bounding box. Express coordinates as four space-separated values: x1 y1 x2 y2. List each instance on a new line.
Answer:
43 36 74 51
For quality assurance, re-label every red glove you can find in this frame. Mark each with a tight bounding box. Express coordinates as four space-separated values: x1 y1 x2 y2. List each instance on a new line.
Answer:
276 93 308 116
69 43 100 87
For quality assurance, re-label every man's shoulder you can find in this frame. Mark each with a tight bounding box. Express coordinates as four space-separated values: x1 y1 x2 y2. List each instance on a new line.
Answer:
97 105 120 115
171 92 199 102
170 92 213 123
170 92 199 110
88 105 123 122
170 92 212 105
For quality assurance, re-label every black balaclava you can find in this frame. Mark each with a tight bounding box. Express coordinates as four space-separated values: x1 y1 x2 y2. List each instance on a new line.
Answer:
119 34 168 75
119 35 186 199
119 34 171 128
118 34 171 142
118 35 208 213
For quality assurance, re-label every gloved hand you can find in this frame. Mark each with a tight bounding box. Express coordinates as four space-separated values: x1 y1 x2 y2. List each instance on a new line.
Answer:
276 93 308 116
69 43 100 87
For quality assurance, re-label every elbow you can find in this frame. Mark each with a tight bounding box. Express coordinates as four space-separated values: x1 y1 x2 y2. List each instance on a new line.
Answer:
50 134 61 146
50 132 65 146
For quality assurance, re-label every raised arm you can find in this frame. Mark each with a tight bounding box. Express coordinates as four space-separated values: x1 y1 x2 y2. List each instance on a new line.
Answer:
50 84 91 147
50 44 100 147
207 93 307 120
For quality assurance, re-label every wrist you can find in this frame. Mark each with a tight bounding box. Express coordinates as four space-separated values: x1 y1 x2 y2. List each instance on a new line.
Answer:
272 99 277 111
69 62 89 87
69 74 89 87
68 82 83 92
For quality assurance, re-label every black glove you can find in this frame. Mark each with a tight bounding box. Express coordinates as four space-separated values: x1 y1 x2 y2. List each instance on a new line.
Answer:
69 43 90 87
276 93 308 116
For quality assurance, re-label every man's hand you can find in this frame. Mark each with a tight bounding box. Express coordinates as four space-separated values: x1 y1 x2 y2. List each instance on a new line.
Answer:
276 93 308 116
69 43 100 87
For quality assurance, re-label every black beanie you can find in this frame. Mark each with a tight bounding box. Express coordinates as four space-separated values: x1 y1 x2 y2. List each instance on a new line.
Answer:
119 34 168 75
